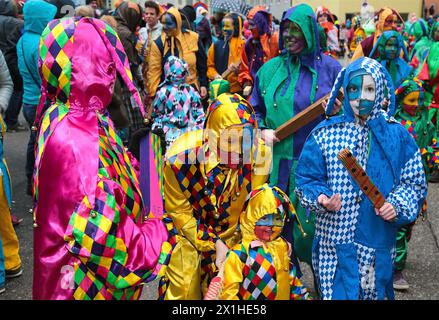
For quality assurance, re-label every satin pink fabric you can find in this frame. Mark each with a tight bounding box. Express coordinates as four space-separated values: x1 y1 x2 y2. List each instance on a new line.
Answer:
33 19 166 300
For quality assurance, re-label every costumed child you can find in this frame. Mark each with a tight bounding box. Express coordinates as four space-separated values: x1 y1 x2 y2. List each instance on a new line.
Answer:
408 19 431 71
295 57 427 300
220 184 310 300
369 30 413 89
392 78 439 290
151 55 204 151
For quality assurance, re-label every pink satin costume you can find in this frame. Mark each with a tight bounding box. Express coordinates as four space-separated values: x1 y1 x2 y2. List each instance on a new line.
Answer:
32 17 167 300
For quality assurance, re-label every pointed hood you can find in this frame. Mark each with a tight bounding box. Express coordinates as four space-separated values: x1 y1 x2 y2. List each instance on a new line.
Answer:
114 0 143 33
369 30 409 62
162 55 188 85
240 184 296 242
161 6 183 36
410 18 430 42
35 17 146 127
279 4 320 59
373 7 403 43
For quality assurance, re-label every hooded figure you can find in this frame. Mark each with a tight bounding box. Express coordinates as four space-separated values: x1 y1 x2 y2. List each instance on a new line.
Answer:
17 0 57 193
409 19 431 70
207 13 245 94
151 55 204 149
295 57 427 300
351 7 403 61
315 6 340 56
147 7 208 98
32 17 168 300
159 93 271 299
369 30 413 89
250 4 342 267
238 8 279 95
221 184 310 300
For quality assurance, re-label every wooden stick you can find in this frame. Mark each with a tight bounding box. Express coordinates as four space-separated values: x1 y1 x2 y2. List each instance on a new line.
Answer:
221 59 241 80
275 90 344 141
337 148 386 209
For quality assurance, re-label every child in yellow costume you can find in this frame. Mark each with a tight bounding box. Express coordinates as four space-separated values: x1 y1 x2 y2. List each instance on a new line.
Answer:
159 93 271 299
221 184 310 300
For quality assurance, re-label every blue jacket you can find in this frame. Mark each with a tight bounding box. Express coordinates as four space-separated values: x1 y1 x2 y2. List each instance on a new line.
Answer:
17 0 56 105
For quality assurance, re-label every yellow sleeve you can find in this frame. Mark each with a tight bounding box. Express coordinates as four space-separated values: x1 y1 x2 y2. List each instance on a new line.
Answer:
164 163 216 252
220 250 243 300
207 44 220 80
252 139 272 187
351 42 365 62
147 41 163 98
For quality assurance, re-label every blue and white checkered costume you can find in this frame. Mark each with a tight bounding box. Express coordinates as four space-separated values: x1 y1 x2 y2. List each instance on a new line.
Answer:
295 58 427 300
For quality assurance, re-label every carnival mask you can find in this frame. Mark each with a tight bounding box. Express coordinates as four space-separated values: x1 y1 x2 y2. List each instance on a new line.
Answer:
401 91 421 116
384 37 398 60
163 13 178 36
318 13 328 24
222 18 234 39
282 21 306 55
347 73 376 119
254 213 284 242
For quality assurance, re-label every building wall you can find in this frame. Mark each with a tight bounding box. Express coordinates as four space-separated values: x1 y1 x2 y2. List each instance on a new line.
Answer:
292 0 423 22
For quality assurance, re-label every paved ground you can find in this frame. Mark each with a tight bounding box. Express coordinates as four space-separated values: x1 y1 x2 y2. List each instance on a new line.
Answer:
1 111 439 300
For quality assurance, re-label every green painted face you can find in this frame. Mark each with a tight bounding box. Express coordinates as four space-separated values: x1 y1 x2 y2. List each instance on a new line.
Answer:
384 37 398 60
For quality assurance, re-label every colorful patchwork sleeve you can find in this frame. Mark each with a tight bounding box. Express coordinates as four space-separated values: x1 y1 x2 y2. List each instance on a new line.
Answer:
64 178 168 292
386 150 427 227
295 133 334 215
163 163 217 252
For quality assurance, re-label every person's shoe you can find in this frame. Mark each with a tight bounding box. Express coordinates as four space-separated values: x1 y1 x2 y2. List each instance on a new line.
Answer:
6 122 27 132
5 266 23 279
0 285 5 294
11 214 23 226
429 170 439 183
393 270 409 291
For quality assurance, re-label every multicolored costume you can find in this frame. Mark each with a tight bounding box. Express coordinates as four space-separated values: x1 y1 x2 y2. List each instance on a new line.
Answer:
393 78 436 276
159 93 270 299
295 57 427 300
32 17 168 300
369 30 413 89
151 55 204 149
207 13 244 93
250 4 342 266
315 6 340 56
221 184 309 300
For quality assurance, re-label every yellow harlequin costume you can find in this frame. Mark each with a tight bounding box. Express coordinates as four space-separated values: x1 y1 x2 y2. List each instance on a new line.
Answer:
221 184 309 300
160 93 271 299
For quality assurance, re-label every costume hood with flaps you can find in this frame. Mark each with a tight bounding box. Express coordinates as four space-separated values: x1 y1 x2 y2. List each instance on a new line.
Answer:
323 57 407 181
369 30 409 62
33 17 146 199
203 93 257 168
410 19 430 42
279 4 321 63
224 12 243 38
160 55 188 86
240 184 301 242
373 7 403 43
114 0 143 33
23 0 57 35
